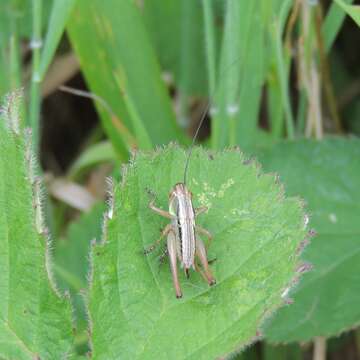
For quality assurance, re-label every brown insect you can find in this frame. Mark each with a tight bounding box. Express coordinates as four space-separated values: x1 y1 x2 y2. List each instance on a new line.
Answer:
144 108 216 298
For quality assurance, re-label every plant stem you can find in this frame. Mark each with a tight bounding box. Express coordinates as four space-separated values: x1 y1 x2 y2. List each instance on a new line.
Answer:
313 337 327 360
299 1 324 139
274 23 295 140
274 0 295 140
314 3 343 133
202 0 217 96
29 0 42 155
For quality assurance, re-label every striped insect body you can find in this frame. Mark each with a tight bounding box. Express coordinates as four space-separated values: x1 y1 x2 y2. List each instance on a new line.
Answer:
145 143 217 297
169 183 196 271
144 59 225 298
146 181 216 298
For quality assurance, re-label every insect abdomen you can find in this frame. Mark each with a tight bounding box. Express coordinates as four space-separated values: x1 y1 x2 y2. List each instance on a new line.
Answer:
179 219 196 269
169 183 196 269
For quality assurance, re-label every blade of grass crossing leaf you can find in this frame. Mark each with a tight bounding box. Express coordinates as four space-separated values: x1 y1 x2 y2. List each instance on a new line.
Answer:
323 0 354 52
38 0 76 80
334 0 360 27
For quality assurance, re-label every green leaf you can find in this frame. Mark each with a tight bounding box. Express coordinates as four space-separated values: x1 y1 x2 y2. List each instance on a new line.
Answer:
0 0 52 40
323 0 355 52
88 144 308 359
212 0 267 148
0 97 73 358
143 0 208 97
67 0 185 153
54 202 106 332
260 138 360 342
334 0 360 27
69 140 118 177
38 0 76 80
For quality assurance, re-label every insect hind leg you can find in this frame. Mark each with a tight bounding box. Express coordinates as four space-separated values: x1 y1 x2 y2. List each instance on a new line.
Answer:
144 224 172 254
195 236 216 286
167 231 182 298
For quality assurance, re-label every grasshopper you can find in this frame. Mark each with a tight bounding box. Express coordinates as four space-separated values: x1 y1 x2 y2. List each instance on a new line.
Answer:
58 84 217 298
144 117 216 299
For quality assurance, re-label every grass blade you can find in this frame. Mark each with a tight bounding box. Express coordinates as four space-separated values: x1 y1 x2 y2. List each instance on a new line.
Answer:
38 0 76 80
67 0 185 153
323 0 355 52
334 0 360 27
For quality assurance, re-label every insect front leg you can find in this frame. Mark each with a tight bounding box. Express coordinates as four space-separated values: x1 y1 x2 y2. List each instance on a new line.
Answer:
195 236 216 286
149 198 173 219
167 230 182 299
144 223 172 254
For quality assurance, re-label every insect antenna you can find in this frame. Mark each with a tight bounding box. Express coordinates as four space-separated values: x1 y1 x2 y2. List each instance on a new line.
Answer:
182 57 242 186
183 101 211 185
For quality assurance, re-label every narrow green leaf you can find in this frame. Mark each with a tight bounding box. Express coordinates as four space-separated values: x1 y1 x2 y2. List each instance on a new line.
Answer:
0 0 52 41
323 0 355 52
211 1 266 148
0 97 73 359
143 0 209 97
38 0 76 80
202 0 217 96
176 0 207 127
261 138 360 342
67 0 185 152
334 0 360 27
88 144 308 359
264 0 293 140
212 0 251 148
235 7 265 147
270 0 295 140
69 140 118 177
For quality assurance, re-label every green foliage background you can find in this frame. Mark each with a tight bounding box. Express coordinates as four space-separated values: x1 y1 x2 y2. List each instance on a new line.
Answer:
0 0 359 359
